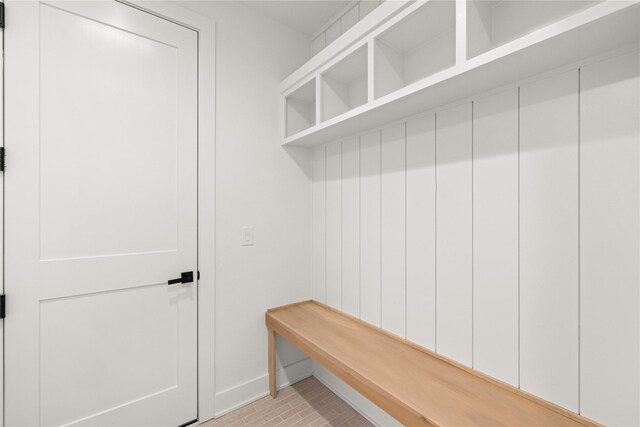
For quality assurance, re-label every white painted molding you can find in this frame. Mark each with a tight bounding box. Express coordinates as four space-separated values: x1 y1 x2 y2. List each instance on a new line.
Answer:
0 2 5 425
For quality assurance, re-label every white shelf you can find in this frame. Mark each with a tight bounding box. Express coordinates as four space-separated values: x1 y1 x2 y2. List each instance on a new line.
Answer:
467 0 602 58
322 45 368 121
374 0 456 98
281 0 639 147
285 79 316 137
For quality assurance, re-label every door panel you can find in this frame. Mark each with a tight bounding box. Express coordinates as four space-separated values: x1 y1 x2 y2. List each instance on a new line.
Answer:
5 2 198 426
40 2 179 261
40 286 179 426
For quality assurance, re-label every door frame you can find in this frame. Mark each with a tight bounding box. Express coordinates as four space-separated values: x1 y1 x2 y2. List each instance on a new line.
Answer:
0 1 217 424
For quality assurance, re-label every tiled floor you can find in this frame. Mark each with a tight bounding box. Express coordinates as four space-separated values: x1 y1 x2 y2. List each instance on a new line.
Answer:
201 376 373 427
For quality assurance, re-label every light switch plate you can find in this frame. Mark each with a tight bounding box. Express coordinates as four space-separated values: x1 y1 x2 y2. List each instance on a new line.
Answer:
242 226 254 246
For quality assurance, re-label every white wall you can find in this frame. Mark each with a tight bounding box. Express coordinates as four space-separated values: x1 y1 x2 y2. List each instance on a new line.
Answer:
311 50 640 426
178 1 313 417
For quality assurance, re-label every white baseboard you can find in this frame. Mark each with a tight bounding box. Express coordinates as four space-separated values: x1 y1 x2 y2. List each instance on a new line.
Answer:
312 362 402 427
213 358 312 418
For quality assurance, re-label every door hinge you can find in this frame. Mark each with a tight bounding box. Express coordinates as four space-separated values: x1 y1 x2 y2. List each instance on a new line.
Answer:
0 3 5 30
197 271 200 280
0 294 5 319
0 147 5 172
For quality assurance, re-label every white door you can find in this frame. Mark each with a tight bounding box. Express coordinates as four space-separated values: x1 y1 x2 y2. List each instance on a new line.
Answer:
4 1 198 426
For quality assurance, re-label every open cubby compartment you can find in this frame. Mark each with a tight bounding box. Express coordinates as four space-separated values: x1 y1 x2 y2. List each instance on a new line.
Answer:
374 0 456 99
321 45 368 121
467 0 604 59
285 78 316 137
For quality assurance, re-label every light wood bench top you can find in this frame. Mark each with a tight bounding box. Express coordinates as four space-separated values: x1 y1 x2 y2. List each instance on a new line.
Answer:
265 300 599 427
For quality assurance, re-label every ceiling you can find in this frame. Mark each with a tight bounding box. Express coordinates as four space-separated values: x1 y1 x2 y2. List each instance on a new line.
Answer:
240 0 351 36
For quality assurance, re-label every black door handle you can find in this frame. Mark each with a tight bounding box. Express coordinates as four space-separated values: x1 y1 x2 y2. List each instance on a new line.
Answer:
168 271 194 285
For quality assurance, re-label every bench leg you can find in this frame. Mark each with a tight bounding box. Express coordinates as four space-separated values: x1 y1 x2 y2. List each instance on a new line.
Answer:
268 328 277 398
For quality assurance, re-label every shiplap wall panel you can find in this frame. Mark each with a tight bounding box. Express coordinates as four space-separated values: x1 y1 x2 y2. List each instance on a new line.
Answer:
312 34 325 57
360 131 382 326
580 51 640 426
326 142 342 309
311 59 640 425
325 20 341 46
406 114 436 350
341 4 359 34
342 137 361 318
381 123 406 337
312 145 326 303
472 89 519 387
359 0 379 19
520 70 579 412
436 103 473 366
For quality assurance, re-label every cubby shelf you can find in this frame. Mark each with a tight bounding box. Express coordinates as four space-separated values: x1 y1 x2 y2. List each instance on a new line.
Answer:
467 0 603 59
285 79 316 138
280 0 639 147
375 0 456 98
322 45 368 121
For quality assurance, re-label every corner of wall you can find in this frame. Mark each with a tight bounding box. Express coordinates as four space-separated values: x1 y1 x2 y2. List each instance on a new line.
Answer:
214 358 313 418
311 363 402 427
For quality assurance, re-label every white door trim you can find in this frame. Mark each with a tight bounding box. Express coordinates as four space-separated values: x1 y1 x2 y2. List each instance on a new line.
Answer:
0 3 5 427
118 2 217 422
0 1 216 424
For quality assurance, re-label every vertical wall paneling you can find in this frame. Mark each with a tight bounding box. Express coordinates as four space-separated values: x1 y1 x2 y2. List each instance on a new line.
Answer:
406 114 436 350
326 142 343 309
325 20 341 46
341 5 359 34
580 51 640 425
520 70 579 412
312 145 326 303
342 137 361 317
312 33 326 57
381 123 407 337
359 0 379 19
472 89 519 386
436 103 473 365
360 131 382 326
312 56 640 425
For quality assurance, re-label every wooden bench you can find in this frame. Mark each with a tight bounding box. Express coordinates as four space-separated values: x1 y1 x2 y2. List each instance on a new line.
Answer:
266 300 599 427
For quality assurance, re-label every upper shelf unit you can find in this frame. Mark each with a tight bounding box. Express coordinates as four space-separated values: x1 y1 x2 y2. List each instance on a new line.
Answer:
281 0 640 147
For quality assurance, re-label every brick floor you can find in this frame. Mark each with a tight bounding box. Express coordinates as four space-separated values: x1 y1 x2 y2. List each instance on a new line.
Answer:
200 376 373 427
